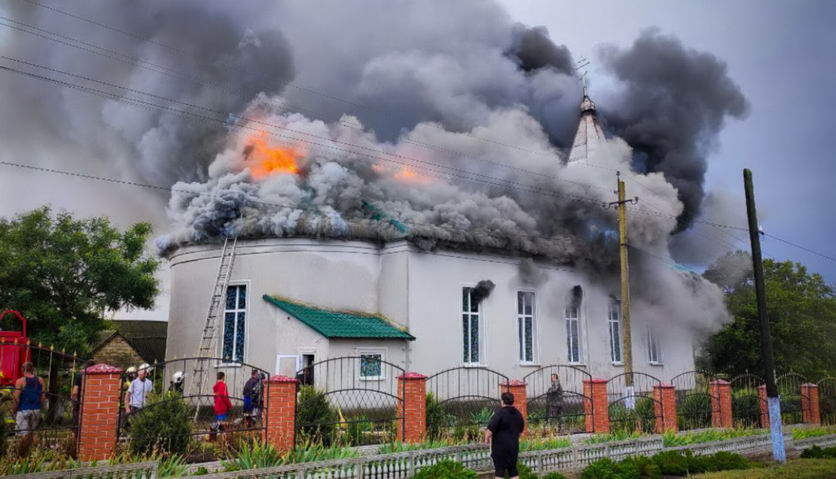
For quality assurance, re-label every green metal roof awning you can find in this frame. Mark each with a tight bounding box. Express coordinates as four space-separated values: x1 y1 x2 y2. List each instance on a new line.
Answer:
263 294 415 341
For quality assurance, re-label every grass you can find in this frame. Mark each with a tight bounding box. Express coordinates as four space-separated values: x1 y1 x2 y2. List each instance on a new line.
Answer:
792 425 836 440
689 458 836 478
663 428 767 446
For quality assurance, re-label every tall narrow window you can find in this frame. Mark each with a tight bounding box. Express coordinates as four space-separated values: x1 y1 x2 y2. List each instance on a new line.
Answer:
647 326 661 364
223 284 246 362
608 299 623 363
462 287 481 364
517 292 536 363
565 286 583 363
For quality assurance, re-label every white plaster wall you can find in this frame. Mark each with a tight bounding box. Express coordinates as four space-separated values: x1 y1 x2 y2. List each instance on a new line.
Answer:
165 238 695 385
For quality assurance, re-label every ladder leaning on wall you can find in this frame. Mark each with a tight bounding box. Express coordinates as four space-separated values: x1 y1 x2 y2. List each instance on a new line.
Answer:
188 236 238 402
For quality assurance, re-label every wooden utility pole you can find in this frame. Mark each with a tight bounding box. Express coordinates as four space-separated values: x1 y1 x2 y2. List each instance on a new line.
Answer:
743 168 785 463
609 173 638 388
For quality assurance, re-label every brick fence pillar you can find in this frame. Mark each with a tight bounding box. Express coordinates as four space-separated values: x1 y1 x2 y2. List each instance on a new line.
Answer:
501 380 528 435
397 372 427 443
78 363 122 461
710 380 733 428
801 383 821 425
758 384 769 428
583 378 609 434
264 375 298 454
653 384 678 433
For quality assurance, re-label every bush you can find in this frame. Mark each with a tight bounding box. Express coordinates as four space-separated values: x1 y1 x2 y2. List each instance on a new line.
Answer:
543 473 568 479
609 398 656 434
652 450 690 476
710 451 750 471
510 463 538 479
620 456 660 479
732 394 762 426
128 395 192 456
800 445 836 459
221 440 282 471
581 459 624 479
0 410 7 458
296 386 338 445
413 459 477 479
650 450 749 476
677 394 712 429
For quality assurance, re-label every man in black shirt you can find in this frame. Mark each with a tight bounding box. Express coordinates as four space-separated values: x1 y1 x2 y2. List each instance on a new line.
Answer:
485 392 525 479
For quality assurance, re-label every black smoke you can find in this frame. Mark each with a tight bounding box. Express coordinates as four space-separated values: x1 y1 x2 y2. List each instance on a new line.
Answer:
600 29 750 230
510 25 576 75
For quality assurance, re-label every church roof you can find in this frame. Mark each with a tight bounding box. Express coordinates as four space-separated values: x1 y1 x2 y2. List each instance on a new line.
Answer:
567 91 606 165
262 294 415 340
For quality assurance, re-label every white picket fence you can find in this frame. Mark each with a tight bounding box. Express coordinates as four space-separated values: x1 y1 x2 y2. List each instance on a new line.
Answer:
12 433 836 479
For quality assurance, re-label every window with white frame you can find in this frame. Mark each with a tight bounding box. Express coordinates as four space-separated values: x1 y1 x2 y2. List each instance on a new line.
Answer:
517 292 536 363
359 350 384 380
462 287 482 364
608 299 623 364
222 284 247 362
565 304 581 364
647 325 662 364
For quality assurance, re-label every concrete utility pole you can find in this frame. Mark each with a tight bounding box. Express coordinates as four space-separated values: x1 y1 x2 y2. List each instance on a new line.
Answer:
609 173 638 391
743 168 786 463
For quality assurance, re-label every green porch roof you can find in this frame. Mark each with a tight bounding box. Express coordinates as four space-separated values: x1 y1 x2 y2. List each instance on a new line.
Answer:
263 295 415 340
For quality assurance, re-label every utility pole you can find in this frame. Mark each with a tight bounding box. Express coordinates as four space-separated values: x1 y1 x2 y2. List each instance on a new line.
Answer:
743 168 785 463
609 173 638 394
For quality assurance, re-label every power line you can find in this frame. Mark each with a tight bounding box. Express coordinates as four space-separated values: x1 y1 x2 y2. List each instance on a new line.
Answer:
762 233 836 263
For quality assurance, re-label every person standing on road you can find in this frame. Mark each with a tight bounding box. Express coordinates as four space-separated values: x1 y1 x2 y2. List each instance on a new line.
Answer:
13 362 46 438
485 392 524 479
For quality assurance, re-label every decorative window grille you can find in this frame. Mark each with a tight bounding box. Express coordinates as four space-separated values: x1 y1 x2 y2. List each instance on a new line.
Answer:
222 284 246 362
462 287 481 364
609 299 623 363
517 292 536 363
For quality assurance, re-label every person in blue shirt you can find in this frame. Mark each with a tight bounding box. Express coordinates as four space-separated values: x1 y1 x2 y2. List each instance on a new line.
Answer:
13 362 46 439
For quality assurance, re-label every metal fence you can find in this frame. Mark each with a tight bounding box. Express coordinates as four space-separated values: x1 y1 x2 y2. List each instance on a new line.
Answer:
524 365 592 436
730 373 767 428
819 377 836 425
295 356 405 447
670 370 719 431
426 366 508 442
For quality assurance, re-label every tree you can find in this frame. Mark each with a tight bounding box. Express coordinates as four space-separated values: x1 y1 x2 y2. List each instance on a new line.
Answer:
0 207 159 355
699 251 836 379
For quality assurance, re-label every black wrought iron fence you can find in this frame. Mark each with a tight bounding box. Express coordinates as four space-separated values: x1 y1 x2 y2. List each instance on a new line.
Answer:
730 373 767 428
671 370 720 431
776 372 807 425
818 377 836 426
295 356 404 447
524 365 591 436
426 366 508 442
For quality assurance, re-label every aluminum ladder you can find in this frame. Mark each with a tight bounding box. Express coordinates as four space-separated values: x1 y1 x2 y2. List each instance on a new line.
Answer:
189 236 238 400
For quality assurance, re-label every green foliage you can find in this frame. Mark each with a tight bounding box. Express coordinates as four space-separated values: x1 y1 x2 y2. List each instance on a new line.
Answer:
678 394 712 429
296 386 338 445
0 411 6 459
650 450 749 476
732 394 762 426
282 440 358 464
581 458 625 479
157 454 189 478
128 394 192 456
543 473 567 479
620 456 661 479
800 445 836 459
700 253 836 379
792 425 836 440
379 439 455 453
425 393 450 439
413 459 477 479
0 207 159 354
609 399 656 434
221 440 282 471
662 428 765 447
585 430 645 444
520 437 572 451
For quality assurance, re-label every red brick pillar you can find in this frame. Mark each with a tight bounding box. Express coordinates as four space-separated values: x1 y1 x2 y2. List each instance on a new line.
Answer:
710 380 733 428
584 378 609 434
653 384 678 433
758 384 769 428
501 380 528 435
264 375 298 454
78 364 123 461
397 372 427 443
801 383 821 425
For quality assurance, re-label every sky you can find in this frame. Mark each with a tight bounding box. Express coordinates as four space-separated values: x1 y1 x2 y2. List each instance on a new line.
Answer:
1 0 835 323
500 0 836 280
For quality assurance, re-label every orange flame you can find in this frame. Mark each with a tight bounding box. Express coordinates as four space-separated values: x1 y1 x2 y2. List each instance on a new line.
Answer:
244 132 301 179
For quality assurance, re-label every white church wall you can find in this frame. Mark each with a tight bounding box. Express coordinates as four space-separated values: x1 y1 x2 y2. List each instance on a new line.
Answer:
378 242 410 329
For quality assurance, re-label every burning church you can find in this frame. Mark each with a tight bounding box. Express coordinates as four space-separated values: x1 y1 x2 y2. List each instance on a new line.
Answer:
162 85 729 383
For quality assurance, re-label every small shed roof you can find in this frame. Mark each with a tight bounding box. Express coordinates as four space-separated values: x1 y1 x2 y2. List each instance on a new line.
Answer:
263 295 415 340
93 320 168 363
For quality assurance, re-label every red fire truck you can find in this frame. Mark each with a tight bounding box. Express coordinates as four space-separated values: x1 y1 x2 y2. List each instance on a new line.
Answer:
0 310 31 386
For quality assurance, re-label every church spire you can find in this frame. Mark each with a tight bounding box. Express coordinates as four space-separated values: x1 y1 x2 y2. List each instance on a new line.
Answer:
567 81 606 165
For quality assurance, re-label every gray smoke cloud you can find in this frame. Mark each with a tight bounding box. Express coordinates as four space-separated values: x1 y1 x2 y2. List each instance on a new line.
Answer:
0 0 740 335
599 28 750 230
